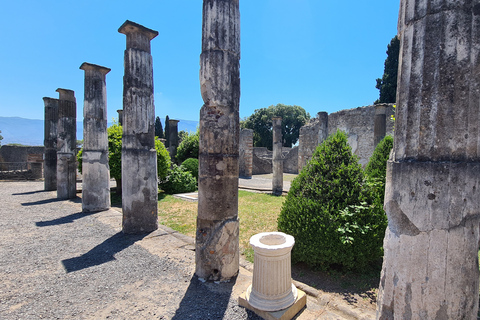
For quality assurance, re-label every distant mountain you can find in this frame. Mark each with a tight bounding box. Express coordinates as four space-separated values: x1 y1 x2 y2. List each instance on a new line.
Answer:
0 117 198 147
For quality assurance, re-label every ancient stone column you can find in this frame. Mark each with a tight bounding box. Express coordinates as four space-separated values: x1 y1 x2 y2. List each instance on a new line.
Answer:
196 0 240 281
117 109 123 126
298 111 328 172
56 88 77 200
272 117 283 196
118 20 158 234
168 119 179 160
239 128 253 178
373 104 387 147
377 2 480 318
80 62 111 212
43 97 58 191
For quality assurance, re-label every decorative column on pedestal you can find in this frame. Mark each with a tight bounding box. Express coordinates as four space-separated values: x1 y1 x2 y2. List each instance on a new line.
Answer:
43 97 58 191
377 1 480 318
373 103 387 147
272 117 283 196
196 0 240 281
56 88 77 200
239 128 253 179
118 20 158 234
80 62 111 212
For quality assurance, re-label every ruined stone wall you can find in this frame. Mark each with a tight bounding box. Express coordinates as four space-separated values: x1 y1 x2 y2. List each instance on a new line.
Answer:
283 146 298 174
251 147 298 175
0 146 45 163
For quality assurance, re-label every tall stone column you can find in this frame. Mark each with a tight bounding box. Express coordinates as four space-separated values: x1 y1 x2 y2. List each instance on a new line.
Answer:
56 88 77 200
196 0 240 281
80 62 111 212
43 97 58 191
272 117 283 196
377 2 480 318
373 104 387 146
119 20 158 234
168 119 179 160
239 128 253 178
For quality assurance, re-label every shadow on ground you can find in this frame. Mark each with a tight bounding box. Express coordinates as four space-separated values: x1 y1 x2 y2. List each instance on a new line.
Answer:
13 190 50 196
36 211 97 227
61 231 147 273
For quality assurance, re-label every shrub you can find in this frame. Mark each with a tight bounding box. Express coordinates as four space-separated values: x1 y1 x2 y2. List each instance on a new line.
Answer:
278 130 386 271
176 130 199 163
364 135 393 205
181 158 199 181
159 164 197 194
155 138 171 181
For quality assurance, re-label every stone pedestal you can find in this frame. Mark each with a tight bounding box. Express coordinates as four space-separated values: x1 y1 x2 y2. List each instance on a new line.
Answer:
376 1 480 318
373 104 387 147
239 129 253 178
56 88 77 200
246 232 297 311
119 20 158 234
196 0 240 281
80 62 111 213
43 97 58 191
272 117 283 196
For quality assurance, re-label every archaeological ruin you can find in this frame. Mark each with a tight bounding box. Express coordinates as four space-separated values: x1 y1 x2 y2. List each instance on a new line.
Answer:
43 97 58 190
196 0 241 281
119 20 159 234
272 117 283 196
376 1 480 318
80 62 111 213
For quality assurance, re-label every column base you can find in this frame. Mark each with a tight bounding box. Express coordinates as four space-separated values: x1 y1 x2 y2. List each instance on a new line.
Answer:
239 289 306 320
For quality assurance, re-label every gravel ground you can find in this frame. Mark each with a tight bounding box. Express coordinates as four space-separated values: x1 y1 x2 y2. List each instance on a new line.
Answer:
0 181 263 320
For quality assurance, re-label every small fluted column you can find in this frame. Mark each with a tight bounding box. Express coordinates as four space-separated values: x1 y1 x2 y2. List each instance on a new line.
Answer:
80 62 111 212
119 20 158 234
246 232 297 311
239 129 253 178
272 117 283 196
43 97 58 191
56 88 77 200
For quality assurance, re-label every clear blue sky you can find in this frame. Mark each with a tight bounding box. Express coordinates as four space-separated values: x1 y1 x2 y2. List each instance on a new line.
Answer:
0 0 399 123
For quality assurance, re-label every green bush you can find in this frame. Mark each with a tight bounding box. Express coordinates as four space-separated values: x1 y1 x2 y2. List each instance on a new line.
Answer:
155 138 171 181
159 164 197 194
278 130 386 271
181 158 199 181
364 135 393 205
176 130 199 163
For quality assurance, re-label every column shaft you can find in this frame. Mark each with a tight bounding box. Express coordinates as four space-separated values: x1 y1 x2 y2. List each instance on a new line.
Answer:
272 117 283 196
43 97 58 191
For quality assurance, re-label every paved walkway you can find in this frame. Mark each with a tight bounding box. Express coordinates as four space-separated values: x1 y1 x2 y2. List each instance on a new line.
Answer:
0 181 375 319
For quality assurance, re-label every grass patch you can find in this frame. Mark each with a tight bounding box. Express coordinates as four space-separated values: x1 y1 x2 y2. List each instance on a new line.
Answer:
157 190 285 262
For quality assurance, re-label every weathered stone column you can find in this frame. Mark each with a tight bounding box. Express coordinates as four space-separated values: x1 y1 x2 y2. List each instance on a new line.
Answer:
168 119 179 160
119 20 158 234
298 111 328 172
377 2 480 318
117 109 123 126
272 117 283 196
196 0 240 281
80 62 111 212
56 88 77 200
373 104 387 147
43 97 58 191
239 128 253 178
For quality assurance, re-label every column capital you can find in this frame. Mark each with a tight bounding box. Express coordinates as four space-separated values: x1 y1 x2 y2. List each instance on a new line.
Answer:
56 88 75 101
43 97 58 103
118 20 158 40
79 62 111 75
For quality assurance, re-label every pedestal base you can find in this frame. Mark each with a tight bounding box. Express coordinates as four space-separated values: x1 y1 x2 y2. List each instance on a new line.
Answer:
239 289 306 320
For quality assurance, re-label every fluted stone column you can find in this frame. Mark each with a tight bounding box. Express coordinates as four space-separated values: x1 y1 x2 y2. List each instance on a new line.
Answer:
239 128 253 178
298 111 328 172
43 97 58 191
119 20 158 234
373 104 387 147
168 119 179 160
56 88 77 200
196 0 240 281
377 2 480 318
272 117 283 196
80 62 111 212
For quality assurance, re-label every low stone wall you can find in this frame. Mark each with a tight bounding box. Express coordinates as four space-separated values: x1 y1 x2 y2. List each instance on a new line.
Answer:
252 147 298 175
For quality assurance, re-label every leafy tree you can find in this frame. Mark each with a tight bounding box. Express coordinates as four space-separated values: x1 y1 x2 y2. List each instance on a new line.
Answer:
241 104 310 149
176 130 199 163
165 115 170 147
155 116 164 139
181 158 199 181
375 36 400 104
155 137 171 181
178 130 188 144
278 130 386 271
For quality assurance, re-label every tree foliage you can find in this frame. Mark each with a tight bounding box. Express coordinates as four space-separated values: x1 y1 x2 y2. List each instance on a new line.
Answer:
278 130 387 271
176 130 199 163
155 137 171 181
155 116 164 139
375 36 400 104
241 104 310 149
159 164 197 194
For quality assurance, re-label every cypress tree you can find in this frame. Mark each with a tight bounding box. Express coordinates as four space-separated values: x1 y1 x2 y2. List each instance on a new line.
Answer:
375 36 400 104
